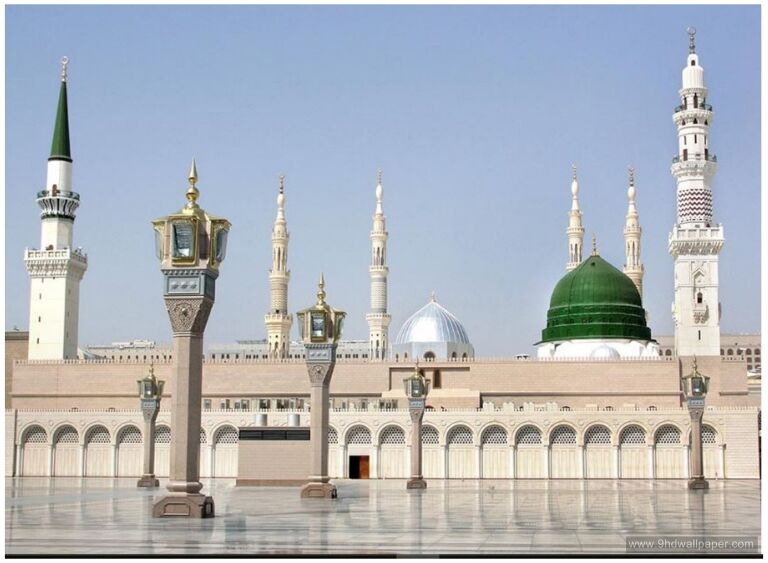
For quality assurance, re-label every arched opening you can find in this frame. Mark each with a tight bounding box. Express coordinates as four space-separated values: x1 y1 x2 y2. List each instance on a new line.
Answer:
480 426 508 478
213 426 239 478
52 425 79 476
116 426 143 477
20 425 48 476
619 425 648 478
549 425 578 478
378 426 407 479
584 425 612 478
654 425 683 478
446 425 475 479
84 425 111 476
423 351 435 362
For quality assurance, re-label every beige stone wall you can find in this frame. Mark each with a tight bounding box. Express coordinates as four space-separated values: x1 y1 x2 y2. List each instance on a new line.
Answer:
237 437 311 484
9 355 754 411
5 331 29 409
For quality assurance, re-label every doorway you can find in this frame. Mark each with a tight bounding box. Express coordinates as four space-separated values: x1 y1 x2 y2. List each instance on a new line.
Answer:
349 455 370 479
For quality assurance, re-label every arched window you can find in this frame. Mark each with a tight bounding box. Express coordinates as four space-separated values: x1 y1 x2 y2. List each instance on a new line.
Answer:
423 352 435 362
421 426 439 445
697 292 703 304
432 370 441 389
585 425 611 445
346 426 371 445
515 425 542 445
200 428 208 444
665 349 672 357
379 426 406 445
85 426 111 444
550 425 577 445
154 426 171 444
461 353 468 361
481 426 507 445
702 425 717 444
655 425 681 444
727 349 734 356
746 349 752 355
117 426 143 445
214 426 239 444
328 427 338 444
451 352 457 361
54 426 79 444
447 425 473 445
23 425 48 444
619 425 646 445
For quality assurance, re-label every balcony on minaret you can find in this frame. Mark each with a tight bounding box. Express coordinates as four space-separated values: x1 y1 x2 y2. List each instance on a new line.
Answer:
36 188 80 220
668 225 724 257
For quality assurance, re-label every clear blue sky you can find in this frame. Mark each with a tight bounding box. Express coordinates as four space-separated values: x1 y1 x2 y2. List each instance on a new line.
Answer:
5 5 761 355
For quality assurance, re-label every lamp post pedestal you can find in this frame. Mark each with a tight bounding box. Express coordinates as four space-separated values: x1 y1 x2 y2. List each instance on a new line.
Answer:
137 397 160 488
406 402 427 490
300 343 337 499
688 401 709 490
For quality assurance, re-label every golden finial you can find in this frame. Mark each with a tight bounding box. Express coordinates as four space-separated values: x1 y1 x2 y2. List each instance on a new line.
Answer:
148 360 155 377
316 273 326 305
279 174 285 194
430 290 436 302
571 162 577 181
185 159 200 208
60 56 69 82
414 359 421 376
691 355 699 376
591 233 598 256
628 165 635 187
377 168 383 185
687 26 697 54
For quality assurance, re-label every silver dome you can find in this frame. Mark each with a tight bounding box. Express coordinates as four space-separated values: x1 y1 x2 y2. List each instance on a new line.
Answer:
394 299 471 345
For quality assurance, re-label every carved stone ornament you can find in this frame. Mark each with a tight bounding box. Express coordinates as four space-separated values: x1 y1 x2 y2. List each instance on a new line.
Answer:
164 297 213 334
307 363 333 386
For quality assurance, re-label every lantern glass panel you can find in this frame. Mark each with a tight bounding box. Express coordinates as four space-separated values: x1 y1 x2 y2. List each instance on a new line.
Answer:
215 228 228 263
172 221 195 258
154 228 163 260
142 380 154 398
311 312 326 340
692 377 704 396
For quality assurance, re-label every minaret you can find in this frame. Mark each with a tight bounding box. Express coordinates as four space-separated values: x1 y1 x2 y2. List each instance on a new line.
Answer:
566 163 585 271
366 169 391 360
669 28 723 356
623 166 644 297
265 175 292 359
25 57 88 360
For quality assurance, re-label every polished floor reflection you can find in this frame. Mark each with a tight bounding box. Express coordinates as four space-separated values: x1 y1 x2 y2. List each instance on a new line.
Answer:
5 478 760 555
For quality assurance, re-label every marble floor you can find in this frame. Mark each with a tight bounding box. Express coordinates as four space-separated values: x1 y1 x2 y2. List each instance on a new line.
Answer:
5 478 761 555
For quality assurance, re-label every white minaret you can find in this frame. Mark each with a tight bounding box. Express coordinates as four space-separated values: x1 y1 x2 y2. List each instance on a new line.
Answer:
566 163 585 271
669 28 723 356
25 57 88 360
623 166 644 297
265 175 292 359
366 169 391 360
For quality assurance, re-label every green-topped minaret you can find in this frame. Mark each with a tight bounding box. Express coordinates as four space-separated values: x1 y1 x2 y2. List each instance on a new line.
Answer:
49 57 71 162
25 57 87 360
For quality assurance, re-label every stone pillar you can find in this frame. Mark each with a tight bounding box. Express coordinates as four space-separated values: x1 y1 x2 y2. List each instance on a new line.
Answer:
78 443 85 477
578 443 585 479
138 399 160 488
688 406 709 489
407 405 426 489
510 445 516 479
153 297 216 517
648 445 655 479
110 443 117 477
612 445 620 478
475 445 482 479
300 342 337 499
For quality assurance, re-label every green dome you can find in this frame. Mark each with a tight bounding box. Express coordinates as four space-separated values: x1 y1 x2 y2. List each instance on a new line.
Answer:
540 254 651 343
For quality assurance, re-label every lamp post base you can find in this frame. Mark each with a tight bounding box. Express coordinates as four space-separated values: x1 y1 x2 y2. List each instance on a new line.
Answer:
137 475 160 488
300 482 337 499
688 478 709 490
406 478 427 490
152 494 215 518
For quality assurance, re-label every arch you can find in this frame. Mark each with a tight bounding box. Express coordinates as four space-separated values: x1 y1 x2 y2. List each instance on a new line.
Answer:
115 425 143 477
421 425 440 445
21 424 48 445
200 428 208 444
654 424 682 444
701 425 718 444
549 424 577 445
619 424 647 445
345 425 372 445
480 425 508 445
84 424 112 477
154 425 172 444
84 425 111 444
117 425 143 444
378 425 406 445
423 351 435 362
515 424 542 445
727 348 734 355
213 425 239 444
584 424 612 445
53 424 79 444
328 426 339 444
665 349 672 357
746 348 752 355
451 351 457 360
446 424 474 445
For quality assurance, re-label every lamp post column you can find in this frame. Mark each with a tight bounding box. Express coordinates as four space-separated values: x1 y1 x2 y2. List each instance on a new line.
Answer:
407 403 426 489
301 343 337 498
688 404 708 489
137 397 160 488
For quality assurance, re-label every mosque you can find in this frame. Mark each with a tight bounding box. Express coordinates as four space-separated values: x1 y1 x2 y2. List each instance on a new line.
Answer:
5 31 760 482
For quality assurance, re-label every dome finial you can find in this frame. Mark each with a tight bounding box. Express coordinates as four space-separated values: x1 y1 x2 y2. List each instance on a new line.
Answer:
185 159 200 208
279 174 285 195
687 26 697 54
572 162 577 181
60 56 69 82
430 290 436 302
628 165 635 187
591 233 598 256
316 273 326 305
377 168 383 186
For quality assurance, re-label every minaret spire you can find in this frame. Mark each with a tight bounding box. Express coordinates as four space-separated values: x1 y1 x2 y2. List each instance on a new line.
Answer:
623 165 644 297
265 174 292 359
566 163 585 271
669 28 723 357
366 168 391 360
26 57 87 359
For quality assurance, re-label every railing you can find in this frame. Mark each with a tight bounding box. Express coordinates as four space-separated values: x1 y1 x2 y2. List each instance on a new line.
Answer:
24 247 88 262
674 103 713 113
672 153 717 164
36 190 79 200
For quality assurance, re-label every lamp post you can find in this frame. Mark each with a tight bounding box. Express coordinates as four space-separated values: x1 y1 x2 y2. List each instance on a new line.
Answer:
137 363 165 488
404 362 430 489
296 275 345 499
682 357 710 490
151 160 231 518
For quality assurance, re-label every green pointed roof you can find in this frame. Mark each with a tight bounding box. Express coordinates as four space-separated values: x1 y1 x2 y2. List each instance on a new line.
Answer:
49 80 71 162
539 254 652 343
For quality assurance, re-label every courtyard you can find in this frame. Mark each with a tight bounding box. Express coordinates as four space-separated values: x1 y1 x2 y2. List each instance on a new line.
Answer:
4 477 761 555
